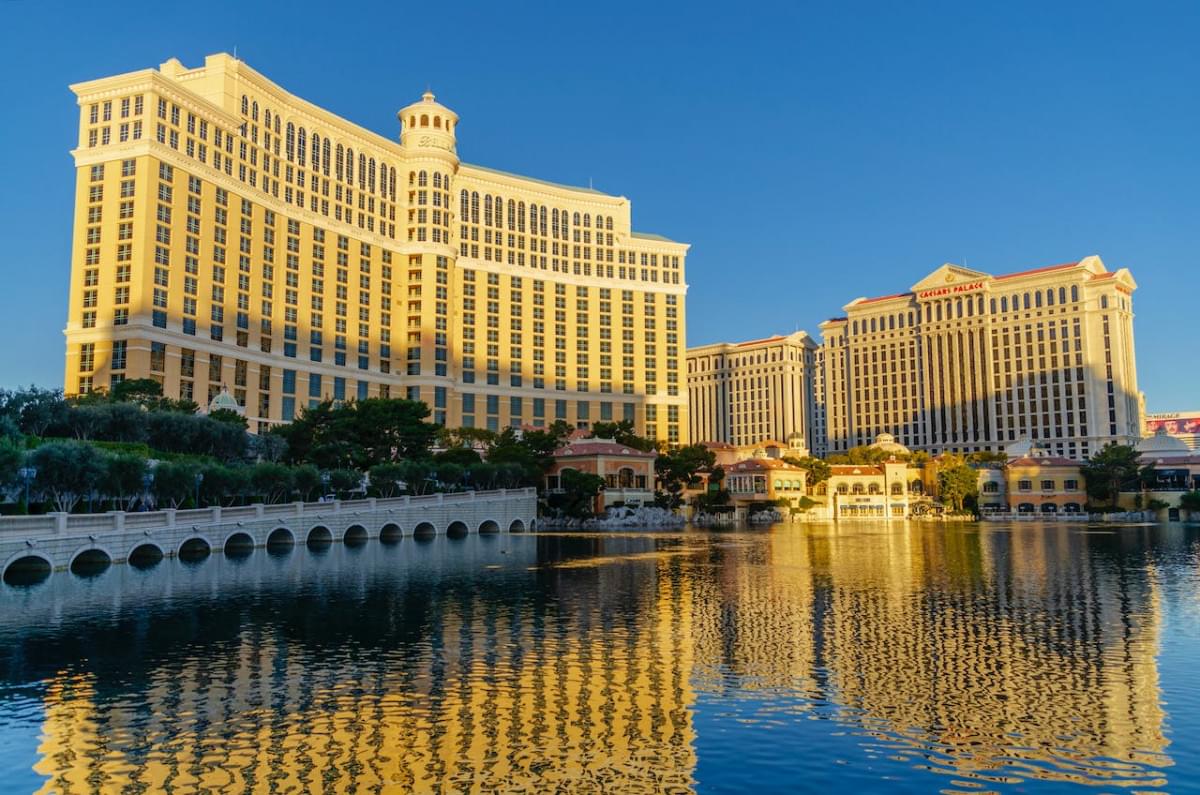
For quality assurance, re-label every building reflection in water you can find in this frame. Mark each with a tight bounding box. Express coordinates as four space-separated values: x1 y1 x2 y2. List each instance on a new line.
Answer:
11 524 1175 792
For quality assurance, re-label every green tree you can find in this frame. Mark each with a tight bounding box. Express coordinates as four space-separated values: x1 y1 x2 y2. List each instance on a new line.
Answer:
100 451 148 511
291 464 323 501
400 460 435 494
1179 491 1200 516
589 420 656 452
0 438 22 491
208 407 249 430
102 402 148 443
30 441 106 512
367 463 406 497
152 460 198 509
110 378 163 406
199 463 249 507
435 462 465 491
466 461 497 491
250 462 294 504
547 468 605 519
10 386 68 436
656 444 717 511
783 456 831 488
937 456 979 514
1081 444 1142 507
433 446 482 467
327 468 363 498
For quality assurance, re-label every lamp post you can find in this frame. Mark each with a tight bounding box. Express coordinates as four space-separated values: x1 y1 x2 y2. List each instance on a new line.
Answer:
17 466 36 515
321 472 331 500
194 472 204 508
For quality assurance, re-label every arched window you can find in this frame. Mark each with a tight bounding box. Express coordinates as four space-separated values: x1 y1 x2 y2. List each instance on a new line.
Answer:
1071 285 1079 302
264 109 272 128
494 197 503 227
358 153 366 188
507 199 515 230
368 158 376 193
420 114 429 127
336 145 344 180
868 483 881 495
518 201 526 232
583 213 591 227
389 167 396 200
529 203 538 234
274 117 280 134
540 206 547 234
573 212 581 226
433 172 441 189
297 127 307 166
418 170 427 187
1023 293 1031 310
345 148 354 183
1035 291 1043 308
1046 289 1054 306
241 95 249 115
461 190 469 218
471 192 479 223
852 483 865 495
251 100 258 121
484 195 493 225
619 468 634 488
285 122 295 161
1001 296 1008 312
323 139 331 176
1059 287 1067 304
837 483 848 495
311 134 321 171
891 482 903 495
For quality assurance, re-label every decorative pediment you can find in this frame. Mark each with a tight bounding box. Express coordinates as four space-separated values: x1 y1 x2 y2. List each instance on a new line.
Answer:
909 264 991 292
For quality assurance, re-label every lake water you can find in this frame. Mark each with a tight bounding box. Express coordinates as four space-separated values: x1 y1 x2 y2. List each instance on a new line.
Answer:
1 521 1198 793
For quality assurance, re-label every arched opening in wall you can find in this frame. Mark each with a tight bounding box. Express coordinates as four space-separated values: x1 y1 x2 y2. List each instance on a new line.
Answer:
380 523 403 544
478 520 500 534
70 548 112 578
344 525 368 547
179 537 211 563
128 543 164 570
509 518 526 533
413 522 436 542
3 555 52 587
306 526 333 549
266 528 295 553
446 521 468 540
223 531 255 559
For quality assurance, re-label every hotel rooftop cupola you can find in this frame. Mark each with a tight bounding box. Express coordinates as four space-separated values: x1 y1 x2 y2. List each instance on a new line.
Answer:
398 89 458 157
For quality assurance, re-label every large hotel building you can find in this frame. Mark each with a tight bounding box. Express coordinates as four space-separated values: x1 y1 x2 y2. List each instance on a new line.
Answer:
688 257 1141 461
685 332 817 449
65 54 689 443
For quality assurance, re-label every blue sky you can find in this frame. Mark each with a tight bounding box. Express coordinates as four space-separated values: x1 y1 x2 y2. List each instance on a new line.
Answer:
0 1 1196 410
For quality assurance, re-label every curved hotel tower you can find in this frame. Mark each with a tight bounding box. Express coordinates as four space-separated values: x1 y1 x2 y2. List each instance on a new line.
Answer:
64 54 688 443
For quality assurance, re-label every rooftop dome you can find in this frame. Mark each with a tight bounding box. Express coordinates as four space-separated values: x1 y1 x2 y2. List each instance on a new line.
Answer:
869 432 909 455
207 386 244 415
1136 426 1191 459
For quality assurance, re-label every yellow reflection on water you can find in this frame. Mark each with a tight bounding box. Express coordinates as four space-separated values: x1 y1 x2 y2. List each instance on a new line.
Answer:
29 523 1172 792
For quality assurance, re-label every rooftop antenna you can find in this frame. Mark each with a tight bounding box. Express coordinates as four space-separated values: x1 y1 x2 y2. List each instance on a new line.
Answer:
233 45 238 61
589 176 594 190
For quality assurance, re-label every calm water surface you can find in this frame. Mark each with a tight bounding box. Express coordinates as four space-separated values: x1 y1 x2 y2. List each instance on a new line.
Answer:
2 522 1199 793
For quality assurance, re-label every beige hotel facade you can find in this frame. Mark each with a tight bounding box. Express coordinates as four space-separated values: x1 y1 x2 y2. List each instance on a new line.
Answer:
64 54 688 443
688 257 1140 461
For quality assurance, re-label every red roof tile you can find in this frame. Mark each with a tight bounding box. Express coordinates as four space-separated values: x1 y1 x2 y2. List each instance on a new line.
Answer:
553 440 657 459
993 262 1079 281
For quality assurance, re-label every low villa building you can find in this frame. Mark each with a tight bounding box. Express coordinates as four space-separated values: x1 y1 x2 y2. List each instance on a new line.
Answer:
981 454 1086 516
723 458 808 518
544 438 656 514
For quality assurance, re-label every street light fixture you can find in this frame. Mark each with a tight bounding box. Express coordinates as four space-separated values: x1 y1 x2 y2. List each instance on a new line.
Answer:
17 466 37 515
142 471 155 511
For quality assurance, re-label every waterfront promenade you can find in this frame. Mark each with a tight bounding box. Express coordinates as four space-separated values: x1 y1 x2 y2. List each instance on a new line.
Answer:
0 488 537 582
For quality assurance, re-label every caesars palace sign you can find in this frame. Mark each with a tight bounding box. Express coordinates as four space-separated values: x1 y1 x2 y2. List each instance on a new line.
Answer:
917 280 987 300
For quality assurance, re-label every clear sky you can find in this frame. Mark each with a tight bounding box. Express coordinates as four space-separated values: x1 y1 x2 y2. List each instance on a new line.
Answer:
0 0 1196 410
